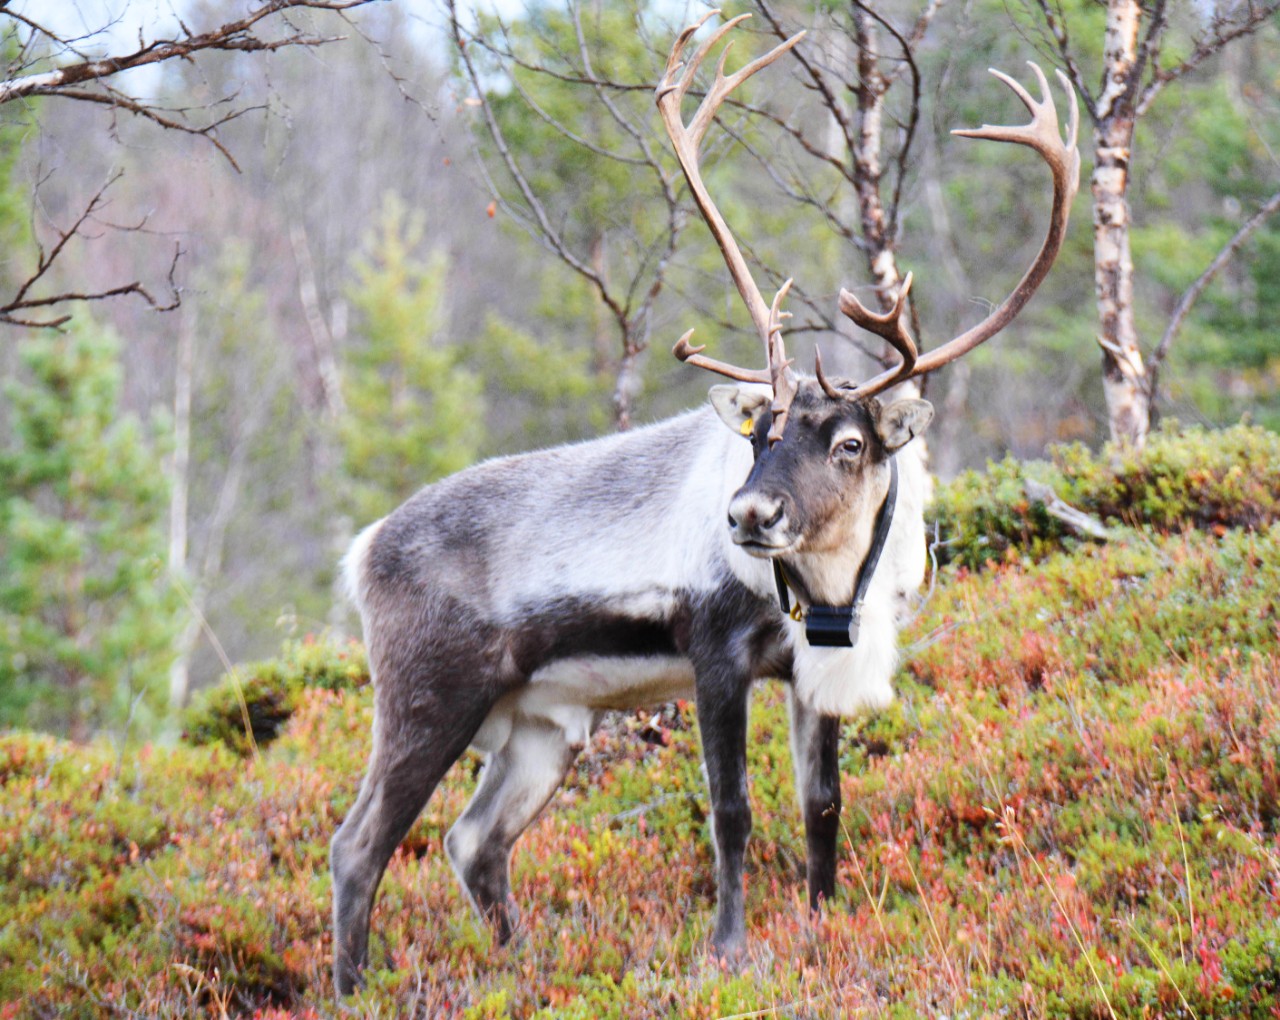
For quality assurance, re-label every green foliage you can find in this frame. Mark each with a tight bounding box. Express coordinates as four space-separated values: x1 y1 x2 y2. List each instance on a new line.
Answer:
932 421 1280 569
183 637 368 756
1132 64 1280 432
460 3 722 425
0 324 180 736
468 312 608 455
0 140 26 292
339 192 485 522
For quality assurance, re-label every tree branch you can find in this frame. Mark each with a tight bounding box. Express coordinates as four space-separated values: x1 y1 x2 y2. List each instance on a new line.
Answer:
0 1 376 106
448 0 628 330
1137 0 1280 116
0 0 379 328
1148 187 1280 401
0 174 183 329
757 0 854 151
38 86 261 171
1030 0 1098 122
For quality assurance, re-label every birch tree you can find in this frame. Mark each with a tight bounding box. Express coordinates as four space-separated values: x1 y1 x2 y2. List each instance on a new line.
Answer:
1025 0 1280 447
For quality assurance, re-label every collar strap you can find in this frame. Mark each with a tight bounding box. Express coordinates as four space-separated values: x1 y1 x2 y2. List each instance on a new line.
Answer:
772 457 899 648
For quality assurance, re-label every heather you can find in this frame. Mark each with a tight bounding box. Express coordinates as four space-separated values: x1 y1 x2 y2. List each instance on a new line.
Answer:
2 478 1279 1016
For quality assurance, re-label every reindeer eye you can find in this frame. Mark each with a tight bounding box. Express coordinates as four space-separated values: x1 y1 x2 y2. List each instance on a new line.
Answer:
839 437 863 456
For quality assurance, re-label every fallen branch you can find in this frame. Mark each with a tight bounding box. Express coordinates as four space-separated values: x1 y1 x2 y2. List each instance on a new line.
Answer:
1023 479 1116 542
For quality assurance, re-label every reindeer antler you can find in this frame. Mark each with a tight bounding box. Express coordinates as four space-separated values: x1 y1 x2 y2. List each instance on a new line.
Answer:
660 17 1080 427
657 11 804 445
835 62 1080 399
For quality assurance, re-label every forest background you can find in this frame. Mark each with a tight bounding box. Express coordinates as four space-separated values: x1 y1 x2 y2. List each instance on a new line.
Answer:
0 0 1277 740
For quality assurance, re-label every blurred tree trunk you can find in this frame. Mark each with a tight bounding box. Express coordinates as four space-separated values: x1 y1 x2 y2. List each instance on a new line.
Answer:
849 6 930 470
1092 0 1150 448
168 308 197 710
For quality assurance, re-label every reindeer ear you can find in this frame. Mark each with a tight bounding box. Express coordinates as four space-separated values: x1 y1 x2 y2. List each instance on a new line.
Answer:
709 385 770 437
875 398 934 452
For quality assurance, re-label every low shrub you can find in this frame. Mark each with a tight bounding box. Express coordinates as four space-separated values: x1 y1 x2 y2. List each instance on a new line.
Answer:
182 637 368 755
932 421 1280 568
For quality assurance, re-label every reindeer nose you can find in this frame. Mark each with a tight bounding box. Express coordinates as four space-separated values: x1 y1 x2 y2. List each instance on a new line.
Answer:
727 493 788 545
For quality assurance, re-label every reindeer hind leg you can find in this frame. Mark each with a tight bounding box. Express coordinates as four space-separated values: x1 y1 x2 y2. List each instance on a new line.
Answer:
330 650 499 995
445 715 585 943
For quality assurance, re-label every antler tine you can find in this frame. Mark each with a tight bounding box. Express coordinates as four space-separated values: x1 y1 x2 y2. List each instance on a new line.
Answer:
767 278 794 359
837 272 918 364
843 63 1080 400
687 21 805 151
657 14 804 355
657 10 739 106
832 272 919 397
951 62 1080 176
813 346 844 400
672 330 772 385
765 279 798 445
660 14 807 444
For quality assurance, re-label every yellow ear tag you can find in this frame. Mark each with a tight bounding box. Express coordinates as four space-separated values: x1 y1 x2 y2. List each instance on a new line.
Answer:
740 418 753 437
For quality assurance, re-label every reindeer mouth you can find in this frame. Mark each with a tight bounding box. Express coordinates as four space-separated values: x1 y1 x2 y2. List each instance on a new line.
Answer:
735 536 797 558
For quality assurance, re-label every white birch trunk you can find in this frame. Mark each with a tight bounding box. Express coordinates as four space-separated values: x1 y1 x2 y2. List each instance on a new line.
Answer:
1092 0 1151 448
168 309 197 709
851 10 930 482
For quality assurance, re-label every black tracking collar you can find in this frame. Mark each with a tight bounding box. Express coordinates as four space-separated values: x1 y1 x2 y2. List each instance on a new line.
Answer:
772 457 899 649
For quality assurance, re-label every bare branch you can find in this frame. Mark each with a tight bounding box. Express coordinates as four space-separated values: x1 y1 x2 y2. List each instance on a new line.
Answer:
441 16 653 97
1029 0 1098 122
757 0 853 153
568 2 669 178
0 0 380 328
0 174 181 328
1149 188 1280 400
0 2 375 104
1137 1 1280 116
38 87 258 171
718 118 860 247
465 24 651 167
1133 0 1169 109
447 0 627 330
728 95 852 180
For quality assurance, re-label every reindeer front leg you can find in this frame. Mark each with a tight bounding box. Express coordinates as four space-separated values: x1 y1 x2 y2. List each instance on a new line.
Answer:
693 670 753 961
786 689 841 910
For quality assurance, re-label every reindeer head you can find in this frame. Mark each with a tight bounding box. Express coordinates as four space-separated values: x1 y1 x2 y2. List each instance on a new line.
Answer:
710 381 931 556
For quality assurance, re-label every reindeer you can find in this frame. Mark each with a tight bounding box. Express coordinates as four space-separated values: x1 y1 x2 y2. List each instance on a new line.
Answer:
330 12 1079 994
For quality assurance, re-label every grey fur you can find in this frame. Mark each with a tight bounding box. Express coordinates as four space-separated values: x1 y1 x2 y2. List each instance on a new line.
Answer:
330 382 932 994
